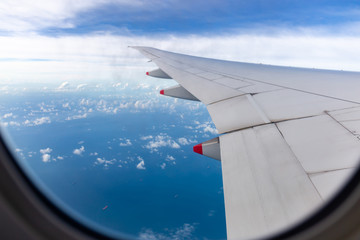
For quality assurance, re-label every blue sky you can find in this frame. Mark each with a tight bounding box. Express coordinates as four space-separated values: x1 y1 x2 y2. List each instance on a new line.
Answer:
48 0 360 35
2 0 360 35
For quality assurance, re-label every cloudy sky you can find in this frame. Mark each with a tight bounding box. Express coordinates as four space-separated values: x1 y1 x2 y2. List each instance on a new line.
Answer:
1 0 360 85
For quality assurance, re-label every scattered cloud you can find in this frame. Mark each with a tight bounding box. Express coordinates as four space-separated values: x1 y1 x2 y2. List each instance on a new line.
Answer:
139 223 197 240
73 145 85 155
76 83 87 90
66 113 87 120
140 135 153 140
165 155 175 161
196 122 218 135
160 163 166 170
144 133 180 151
40 147 52 162
34 117 51 125
119 138 132 146
40 147 52 154
24 117 51 126
1 121 20 127
177 137 196 145
62 102 70 108
136 156 146 170
3 113 13 119
134 100 154 110
42 154 51 162
95 157 116 168
57 81 70 89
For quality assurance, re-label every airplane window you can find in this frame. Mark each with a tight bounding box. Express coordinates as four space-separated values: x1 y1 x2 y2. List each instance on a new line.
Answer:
1 1 360 240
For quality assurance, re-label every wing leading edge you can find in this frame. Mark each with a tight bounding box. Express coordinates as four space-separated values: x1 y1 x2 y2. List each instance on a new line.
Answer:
132 46 360 239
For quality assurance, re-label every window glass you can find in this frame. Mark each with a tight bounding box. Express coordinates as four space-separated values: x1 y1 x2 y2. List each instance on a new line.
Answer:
0 82 226 239
1 1 359 239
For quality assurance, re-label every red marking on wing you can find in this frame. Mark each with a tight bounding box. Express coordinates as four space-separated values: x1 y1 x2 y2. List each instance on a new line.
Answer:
193 144 203 155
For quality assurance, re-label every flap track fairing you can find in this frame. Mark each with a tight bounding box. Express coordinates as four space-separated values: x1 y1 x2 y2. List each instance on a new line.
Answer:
146 68 172 79
160 84 199 101
193 137 221 161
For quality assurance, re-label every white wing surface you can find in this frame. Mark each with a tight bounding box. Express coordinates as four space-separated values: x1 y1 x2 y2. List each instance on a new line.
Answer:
132 47 360 239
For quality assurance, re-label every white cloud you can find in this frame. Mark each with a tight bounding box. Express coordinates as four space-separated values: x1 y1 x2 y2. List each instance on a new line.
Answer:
177 137 196 145
34 117 51 125
2 30 360 85
118 102 131 109
57 81 69 89
144 134 180 151
66 113 87 121
166 155 175 161
95 157 116 168
178 137 189 145
140 135 153 140
3 113 13 119
136 158 146 170
24 117 51 126
40 147 52 162
62 102 70 108
197 122 218 135
139 223 197 240
73 146 85 155
160 163 166 170
203 125 218 135
134 100 154 110
42 154 51 162
40 147 52 154
0 0 147 32
76 83 87 89
119 138 132 146
2 121 20 127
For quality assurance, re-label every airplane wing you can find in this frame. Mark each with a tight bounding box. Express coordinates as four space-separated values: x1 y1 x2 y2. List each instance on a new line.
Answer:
132 47 360 239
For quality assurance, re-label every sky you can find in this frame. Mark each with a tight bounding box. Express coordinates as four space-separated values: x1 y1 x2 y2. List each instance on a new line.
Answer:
1 0 360 85
1 1 360 239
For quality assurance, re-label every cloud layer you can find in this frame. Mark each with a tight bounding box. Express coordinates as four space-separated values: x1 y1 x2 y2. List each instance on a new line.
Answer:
1 30 360 85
